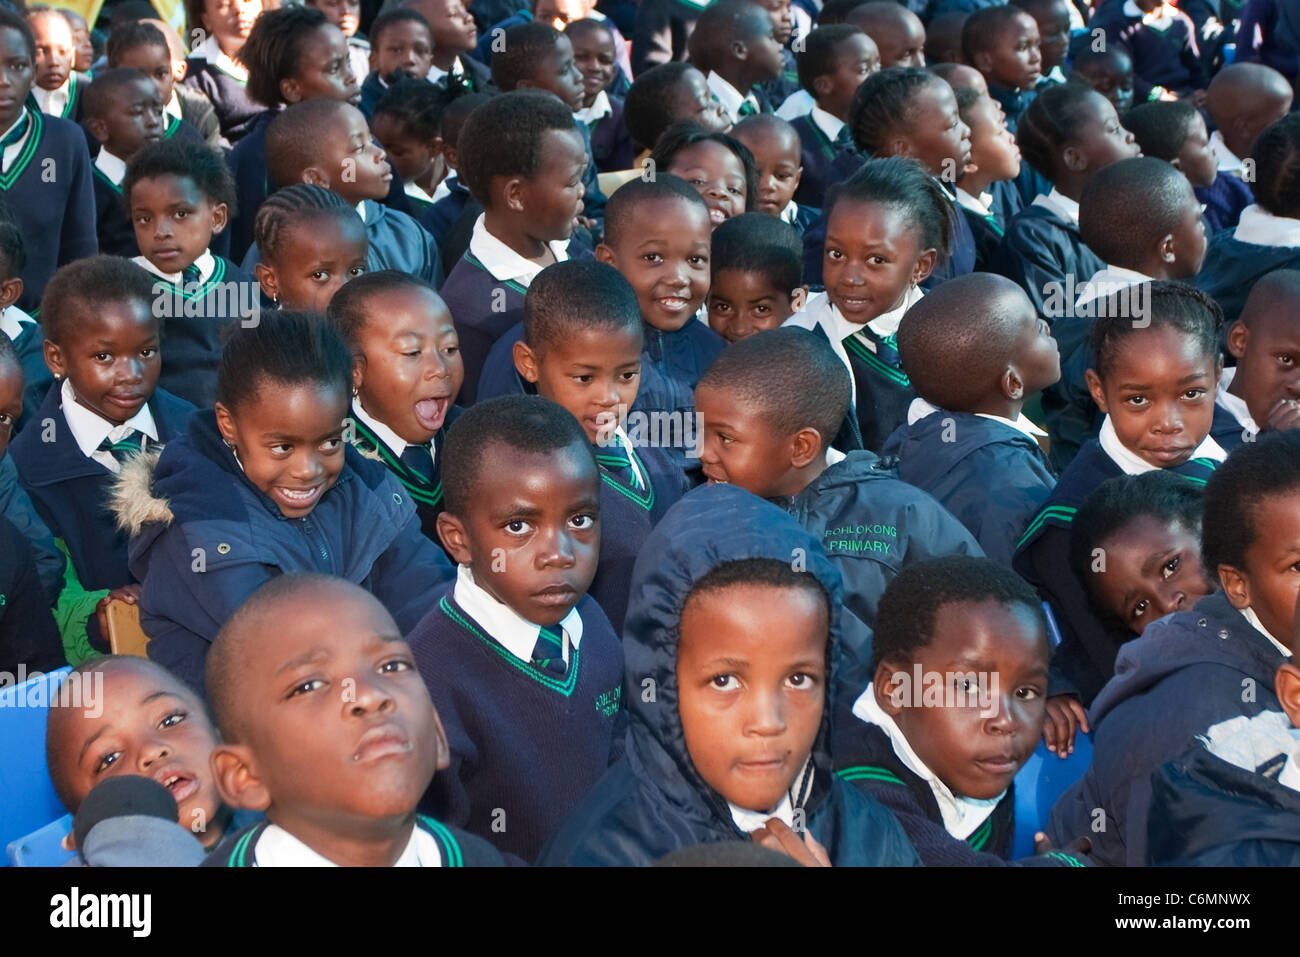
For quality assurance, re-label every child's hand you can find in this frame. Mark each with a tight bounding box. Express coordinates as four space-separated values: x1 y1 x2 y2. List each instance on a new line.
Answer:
1265 397 1300 433
1042 694 1089 757
751 819 832 867
1034 831 1093 857
95 584 142 637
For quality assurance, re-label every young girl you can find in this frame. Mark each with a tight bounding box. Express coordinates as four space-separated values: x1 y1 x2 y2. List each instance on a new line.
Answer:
566 18 636 172
988 83 1141 319
784 156 951 453
953 89 1023 269
251 184 370 312
182 0 263 144
370 78 457 236
327 271 463 546
649 121 756 230
226 5 362 263
304 0 370 92
114 311 454 693
1197 114 1300 326
1015 283 1226 711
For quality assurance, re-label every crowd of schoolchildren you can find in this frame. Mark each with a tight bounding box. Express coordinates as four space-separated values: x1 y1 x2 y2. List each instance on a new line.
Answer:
1 0 1299 868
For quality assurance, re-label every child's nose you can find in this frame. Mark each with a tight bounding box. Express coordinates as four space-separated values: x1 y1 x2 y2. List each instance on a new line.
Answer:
746 687 787 736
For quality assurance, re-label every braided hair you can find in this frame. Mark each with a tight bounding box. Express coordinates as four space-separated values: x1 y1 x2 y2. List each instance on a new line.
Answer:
254 184 360 265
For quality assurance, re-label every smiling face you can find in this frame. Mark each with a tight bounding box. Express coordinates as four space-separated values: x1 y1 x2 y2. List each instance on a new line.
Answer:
284 23 360 106
696 383 800 496
732 123 802 216
50 659 226 846
438 440 601 626
256 213 369 312
895 78 971 175
678 581 828 813
569 24 615 103
824 198 932 326
45 299 161 426
115 41 176 107
596 195 712 331
519 324 643 443
877 599 1048 800
215 378 350 518
667 139 749 228
371 19 435 79
707 268 794 343
31 10 73 91
976 12 1041 92
131 173 229 274
1089 515 1212 634
1228 306 1300 428
352 286 463 444
1086 324 1219 469
90 76 165 160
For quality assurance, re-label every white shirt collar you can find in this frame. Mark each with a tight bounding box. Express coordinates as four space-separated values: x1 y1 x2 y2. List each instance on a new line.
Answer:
94 148 127 185
594 424 647 489
453 563 584 665
575 89 612 126
426 56 465 85
826 445 847 466
1216 366 1259 437
1122 0 1178 27
851 684 1003 840
0 107 31 175
809 104 845 143
865 282 924 338
165 88 183 121
907 396 1047 440
32 75 71 115
1234 205 1300 248
1031 187 1079 225
0 303 34 341
954 186 994 218
729 795 796 833
775 88 814 120
132 249 216 285
253 822 441 867
194 34 248 81
1241 606 1293 659
351 397 412 459
1098 413 1227 475
706 71 756 124
60 377 159 472
468 213 570 287
779 199 800 225
1075 264 1150 308
403 178 450 206
1209 130 1243 174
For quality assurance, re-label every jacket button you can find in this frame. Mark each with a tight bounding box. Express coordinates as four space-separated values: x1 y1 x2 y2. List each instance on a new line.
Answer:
393 493 402 504
1197 618 1207 628
1218 629 1229 640
217 543 231 554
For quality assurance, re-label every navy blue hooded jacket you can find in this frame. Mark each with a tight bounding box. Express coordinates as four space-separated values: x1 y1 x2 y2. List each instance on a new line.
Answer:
119 409 455 693
538 483 921 867
1047 591 1289 867
989 204 1106 323
881 410 1056 567
1195 226 1300 326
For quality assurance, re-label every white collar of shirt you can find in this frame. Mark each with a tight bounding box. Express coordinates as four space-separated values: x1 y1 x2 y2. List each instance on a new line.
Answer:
1043 64 1068 85
165 88 183 121
955 186 994 218
1098 413 1227 475
779 199 800 225
1242 606 1293 659
453 563 584 665
426 56 464 84
0 107 32 174
133 249 215 285
775 88 814 120
1209 130 1243 174
907 396 1047 440
1234 204 1300 248
729 791 797 833
810 104 845 143
601 424 647 489
356 200 369 224
253 822 441 866
1031 187 1079 225
1216 366 1259 436
351 397 415 460
866 282 924 338
60 377 159 472
826 445 846 466
0 303 34 341
404 178 449 206
468 213 570 287
1123 0 1177 27
32 75 71 115
706 71 756 123
194 34 248 81
1075 264 1150 308
575 89 612 126
852 684 1003 839
94 148 127 186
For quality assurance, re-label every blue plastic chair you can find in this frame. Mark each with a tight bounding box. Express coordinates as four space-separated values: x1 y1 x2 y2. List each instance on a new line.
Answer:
1011 733 1094 859
0 667 74 863
6 813 75 867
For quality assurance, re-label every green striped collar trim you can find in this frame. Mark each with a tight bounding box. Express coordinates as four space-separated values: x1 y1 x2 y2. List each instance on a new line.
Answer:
595 439 653 511
225 822 269 866
61 75 77 118
93 165 122 194
837 765 906 786
1044 850 1085 867
439 594 582 696
0 108 42 190
967 815 992 851
1016 504 1077 549
349 414 444 508
417 815 464 866
462 250 529 297
153 255 229 300
843 333 910 387
163 115 182 139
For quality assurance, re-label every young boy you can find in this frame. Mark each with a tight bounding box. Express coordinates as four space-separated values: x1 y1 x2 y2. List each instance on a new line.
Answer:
257 98 443 288
202 574 504 866
687 0 786 125
405 395 625 862
424 91 489 266
568 18 636 173
846 2 926 69
510 260 689 632
0 9 96 312
962 5 1042 130
106 20 223 149
884 273 1059 567
695 327 982 703
412 0 492 91
595 176 725 481
8 256 195 645
28 8 82 122
622 62 731 157
1011 0 1070 88
359 9 435 119
439 90 590 404
124 138 257 409
788 25 878 209
1203 62 1293 190
833 555 1087 865
541 482 922 867
1066 45 1135 113
707 211 803 344
953 88 1024 268
731 114 818 232
1084 0 1206 101
0 221 52 429
84 68 165 257
1121 100 1238 229
1220 270 1300 439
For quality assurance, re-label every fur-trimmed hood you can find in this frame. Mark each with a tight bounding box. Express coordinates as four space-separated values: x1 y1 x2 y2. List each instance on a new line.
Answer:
110 449 172 536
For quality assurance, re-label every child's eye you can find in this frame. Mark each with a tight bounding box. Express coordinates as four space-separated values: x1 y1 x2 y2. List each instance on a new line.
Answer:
710 674 737 690
574 374 593 384
1162 555 1180 579
404 349 421 358
787 672 817 689
505 519 532 534
1182 388 1207 400
271 443 291 455
94 751 122 774
378 658 413 674
620 370 639 382
571 512 596 530
642 253 662 264
140 347 158 358
175 209 189 219
1016 686 1041 700
1125 395 1148 407
349 266 366 278
288 678 325 697
718 432 735 445
321 437 343 451
826 248 844 261
1278 354 1295 368
753 304 771 315
159 710 187 729
93 352 111 362
689 255 708 267
1132 598 1149 619
442 345 459 357
711 301 731 313
310 270 329 281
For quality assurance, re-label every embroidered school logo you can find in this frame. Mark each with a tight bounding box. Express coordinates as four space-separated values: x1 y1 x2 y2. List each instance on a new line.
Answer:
594 686 622 717
822 523 898 556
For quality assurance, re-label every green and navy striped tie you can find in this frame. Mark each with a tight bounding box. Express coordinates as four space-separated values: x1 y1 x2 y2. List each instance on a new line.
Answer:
97 428 154 465
532 625 567 676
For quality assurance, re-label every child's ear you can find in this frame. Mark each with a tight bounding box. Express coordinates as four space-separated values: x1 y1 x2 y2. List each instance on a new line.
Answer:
1061 144 1088 173
428 704 451 772
789 426 823 469
1277 662 1300 727
213 400 239 447
973 51 993 76
43 338 66 378
0 275 24 310
253 262 279 303
1083 368 1108 413
435 511 473 565
731 38 748 62
1157 232 1176 265
1001 365 1024 401
210 744 272 812
594 243 616 266
301 165 331 188
911 248 936 285
85 116 109 145
210 201 229 235
513 339 541 384
279 75 303 105
1217 562 1251 610
1169 155 1184 173
812 74 833 101
351 353 366 396
502 173 527 213
888 133 912 158
1226 320 1248 360
873 660 906 717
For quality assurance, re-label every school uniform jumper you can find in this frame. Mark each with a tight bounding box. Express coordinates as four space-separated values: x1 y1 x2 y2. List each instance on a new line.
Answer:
635 317 726 480
1195 204 1300 325
989 190 1106 323
183 38 260 144
0 515 65 675
91 149 139 257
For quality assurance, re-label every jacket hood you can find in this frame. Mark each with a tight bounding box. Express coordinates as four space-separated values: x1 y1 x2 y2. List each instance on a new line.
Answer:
885 410 1038 482
621 483 844 833
110 449 171 536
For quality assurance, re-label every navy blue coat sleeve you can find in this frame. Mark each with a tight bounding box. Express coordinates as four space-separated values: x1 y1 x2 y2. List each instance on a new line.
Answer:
0 455 65 603
363 512 454 634
0 516 65 673
60 129 98 267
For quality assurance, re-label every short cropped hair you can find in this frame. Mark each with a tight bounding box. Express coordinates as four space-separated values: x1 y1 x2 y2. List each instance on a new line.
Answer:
961 4 1030 62
602 174 710 249
797 24 866 92
490 21 562 92
1203 429 1300 573
1120 100 1198 162
1090 281 1220 380
265 98 353 188
82 67 152 121
327 270 438 348
456 90 578 206
41 255 158 346
1078 157 1195 268
624 62 697 151
123 138 238 215
710 212 802 294
216 309 353 413
523 260 642 351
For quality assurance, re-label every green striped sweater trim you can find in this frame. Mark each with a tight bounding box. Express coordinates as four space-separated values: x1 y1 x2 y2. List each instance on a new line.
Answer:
1044 850 1085 867
349 416 444 508
595 443 654 512
836 765 906 786
225 816 465 866
225 822 267 866
0 108 42 191
153 256 230 300
1015 505 1077 550
163 115 182 139
93 165 122 194
462 251 529 297
967 815 992 851
807 114 837 160
842 333 910 387
439 594 582 695
62 75 77 119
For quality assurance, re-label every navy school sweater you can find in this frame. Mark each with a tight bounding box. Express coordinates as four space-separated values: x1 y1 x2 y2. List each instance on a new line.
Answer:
1048 590 1288 867
359 70 387 121
588 94 638 173
407 589 626 863
790 113 849 210
1195 225 1300 326
9 383 196 592
202 814 505 866
964 204 1006 271
182 58 260 144
120 408 455 693
881 409 1056 567
538 483 920 867
1 109 97 311
28 74 84 124
635 318 725 481
0 515 65 675
1012 438 1220 704
0 454 65 604
1195 170 1254 233
1037 307 1099 470
1085 0 1207 99
831 322 915 455
5 316 53 432
426 175 471 260
92 165 138 257
988 203 1106 322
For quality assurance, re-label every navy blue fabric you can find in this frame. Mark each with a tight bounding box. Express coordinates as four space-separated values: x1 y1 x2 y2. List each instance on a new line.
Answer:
539 483 921 867
789 113 849 210
636 318 725 481
1085 0 1207 99
1195 170 1254 233
589 95 637 172
988 203 1106 322
0 456 64 603
631 0 702 75
988 84 1036 133
0 515 63 673
92 169 138 257
182 59 260 144
1195 227 1300 326
7 320 53 432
